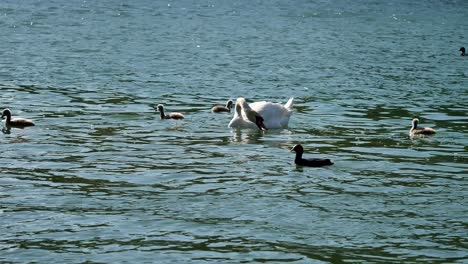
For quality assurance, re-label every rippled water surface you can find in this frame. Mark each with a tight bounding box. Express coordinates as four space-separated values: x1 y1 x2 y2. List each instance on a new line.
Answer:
1 0 467 263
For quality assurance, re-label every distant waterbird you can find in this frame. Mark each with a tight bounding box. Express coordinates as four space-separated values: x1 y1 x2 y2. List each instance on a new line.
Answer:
291 144 333 167
460 47 465 56
409 118 436 136
155 104 185 120
1 108 35 128
211 99 233 113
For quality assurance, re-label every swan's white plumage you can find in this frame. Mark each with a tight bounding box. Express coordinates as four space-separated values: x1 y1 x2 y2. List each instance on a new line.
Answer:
228 97 293 129
250 97 293 128
227 99 258 129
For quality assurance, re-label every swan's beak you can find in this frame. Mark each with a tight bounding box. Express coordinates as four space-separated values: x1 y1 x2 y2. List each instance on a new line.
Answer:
258 121 267 131
255 116 267 131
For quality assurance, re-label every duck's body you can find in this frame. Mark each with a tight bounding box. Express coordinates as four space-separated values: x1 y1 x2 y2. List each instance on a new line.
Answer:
291 144 333 167
228 97 293 130
211 100 233 113
409 118 435 136
460 47 465 56
228 98 266 130
1 109 35 128
155 104 184 120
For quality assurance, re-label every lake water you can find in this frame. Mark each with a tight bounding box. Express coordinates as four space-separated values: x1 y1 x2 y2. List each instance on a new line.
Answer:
1 0 467 263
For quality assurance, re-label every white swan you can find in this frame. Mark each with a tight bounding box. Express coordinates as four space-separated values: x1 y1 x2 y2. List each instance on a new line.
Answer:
227 98 266 130
228 97 293 130
250 97 293 128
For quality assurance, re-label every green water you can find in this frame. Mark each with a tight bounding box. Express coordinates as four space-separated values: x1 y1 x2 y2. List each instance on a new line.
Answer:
1 0 467 263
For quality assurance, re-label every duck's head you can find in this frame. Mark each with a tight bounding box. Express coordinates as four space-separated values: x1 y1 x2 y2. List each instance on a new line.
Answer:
226 100 234 108
291 144 304 153
460 47 466 56
1 109 11 119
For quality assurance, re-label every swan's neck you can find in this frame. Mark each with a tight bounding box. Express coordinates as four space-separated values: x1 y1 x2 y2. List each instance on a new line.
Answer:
240 99 253 112
239 99 257 123
235 103 243 117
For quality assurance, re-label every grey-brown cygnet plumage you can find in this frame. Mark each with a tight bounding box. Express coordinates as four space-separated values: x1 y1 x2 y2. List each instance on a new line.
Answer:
291 144 333 167
1 108 35 128
211 100 233 113
155 104 184 120
409 118 436 136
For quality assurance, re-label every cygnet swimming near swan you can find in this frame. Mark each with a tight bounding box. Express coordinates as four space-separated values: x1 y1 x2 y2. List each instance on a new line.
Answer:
1 108 35 128
211 99 233 113
155 104 185 120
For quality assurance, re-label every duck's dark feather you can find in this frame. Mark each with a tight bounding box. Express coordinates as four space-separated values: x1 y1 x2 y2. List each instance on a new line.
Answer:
295 158 333 167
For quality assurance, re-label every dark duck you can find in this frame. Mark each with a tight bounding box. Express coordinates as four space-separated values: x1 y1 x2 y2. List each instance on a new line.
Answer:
291 144 333 167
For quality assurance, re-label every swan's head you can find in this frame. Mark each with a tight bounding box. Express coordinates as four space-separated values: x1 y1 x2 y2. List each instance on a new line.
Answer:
236 97 247 106
1 109 11 119
411 118 419 128
291 144 304 153
460 47 466 56
254 115 267 131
